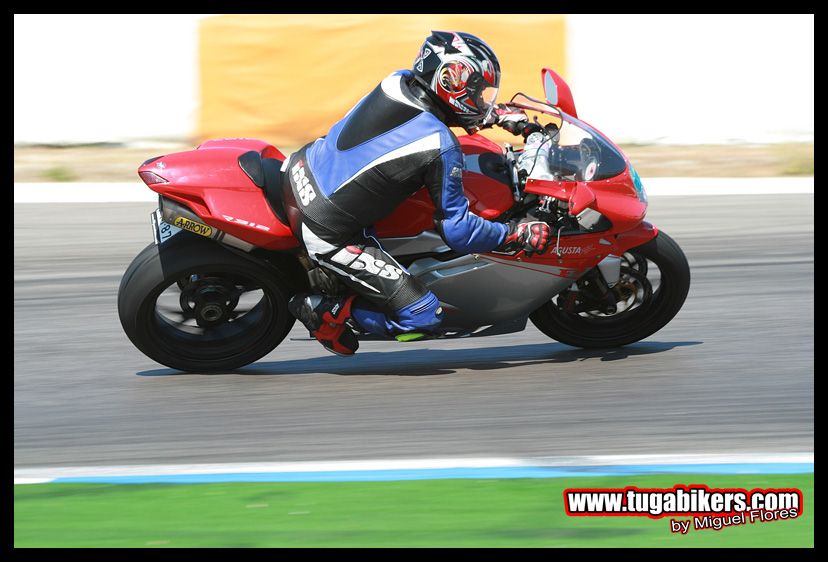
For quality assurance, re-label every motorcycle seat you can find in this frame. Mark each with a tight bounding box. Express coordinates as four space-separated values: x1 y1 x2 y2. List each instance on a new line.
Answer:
238 150 289 226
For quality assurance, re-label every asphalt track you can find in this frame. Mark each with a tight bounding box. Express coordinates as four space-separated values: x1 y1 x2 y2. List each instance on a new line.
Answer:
14 194 813 467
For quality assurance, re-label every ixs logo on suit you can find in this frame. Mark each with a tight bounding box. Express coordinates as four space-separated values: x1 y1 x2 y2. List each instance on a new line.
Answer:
291 160 317 206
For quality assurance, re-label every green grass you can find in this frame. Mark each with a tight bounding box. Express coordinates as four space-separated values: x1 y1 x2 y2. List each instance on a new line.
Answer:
14 474 813 548
782 156 815 176
40 166 78 182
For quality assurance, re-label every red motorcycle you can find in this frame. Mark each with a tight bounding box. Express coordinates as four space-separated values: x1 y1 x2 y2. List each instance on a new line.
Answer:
118 68 690 372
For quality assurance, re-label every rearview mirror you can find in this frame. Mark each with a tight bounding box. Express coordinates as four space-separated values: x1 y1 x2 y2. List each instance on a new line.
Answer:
542 68 578 118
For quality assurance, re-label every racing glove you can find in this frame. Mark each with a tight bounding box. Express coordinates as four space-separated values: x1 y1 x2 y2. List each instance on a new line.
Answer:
488 103 545 138
498 219 552 256
491 103 529 135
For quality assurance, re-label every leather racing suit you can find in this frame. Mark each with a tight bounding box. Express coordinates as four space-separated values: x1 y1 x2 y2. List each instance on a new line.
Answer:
281 69 509 337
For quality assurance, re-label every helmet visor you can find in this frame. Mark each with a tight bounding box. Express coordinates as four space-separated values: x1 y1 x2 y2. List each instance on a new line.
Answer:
466 72 499 122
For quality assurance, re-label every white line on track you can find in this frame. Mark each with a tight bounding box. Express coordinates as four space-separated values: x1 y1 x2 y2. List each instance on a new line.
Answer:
14 452 813 484
642 177 813 196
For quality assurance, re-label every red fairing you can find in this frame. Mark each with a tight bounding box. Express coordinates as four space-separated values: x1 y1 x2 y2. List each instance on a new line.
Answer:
375 188 436 237
615 221 658 254
524 167 647 233
478 116 655 275
375 133 513 236
138 139 298 251
459 134 513 218
198 138 286 161
479 220 656 279
464 173 513 219
458 133 503 155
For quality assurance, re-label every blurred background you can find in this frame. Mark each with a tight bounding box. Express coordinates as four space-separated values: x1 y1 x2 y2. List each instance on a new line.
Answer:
14 14 814 180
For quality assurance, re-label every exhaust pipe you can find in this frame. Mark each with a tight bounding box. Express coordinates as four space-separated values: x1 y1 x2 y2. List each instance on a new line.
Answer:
159 197 255 252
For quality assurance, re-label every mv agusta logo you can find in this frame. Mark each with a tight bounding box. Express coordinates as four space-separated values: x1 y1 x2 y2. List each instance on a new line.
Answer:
556 247 584 255
553 244 595 256
330 246 403 280
291 160 317 206
493 245 588 257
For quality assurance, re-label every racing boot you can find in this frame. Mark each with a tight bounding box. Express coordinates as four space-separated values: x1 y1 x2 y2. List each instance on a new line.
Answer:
288 293 359 356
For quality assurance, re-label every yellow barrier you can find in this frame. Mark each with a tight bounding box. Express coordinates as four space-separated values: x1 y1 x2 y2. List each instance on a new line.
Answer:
199 14 566 148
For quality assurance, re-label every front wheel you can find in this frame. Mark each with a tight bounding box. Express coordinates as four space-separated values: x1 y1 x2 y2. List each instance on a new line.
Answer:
118 233 296 372
529 230 690 348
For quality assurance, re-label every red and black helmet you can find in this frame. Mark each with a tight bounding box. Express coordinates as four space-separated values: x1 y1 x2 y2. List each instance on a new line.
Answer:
412 30 501 133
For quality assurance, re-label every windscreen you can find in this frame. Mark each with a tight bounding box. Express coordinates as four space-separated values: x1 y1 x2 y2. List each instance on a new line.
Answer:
509 93 627 182
546 118 627 181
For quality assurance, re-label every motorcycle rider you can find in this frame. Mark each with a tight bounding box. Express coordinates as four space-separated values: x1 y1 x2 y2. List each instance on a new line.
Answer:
283 30 552 355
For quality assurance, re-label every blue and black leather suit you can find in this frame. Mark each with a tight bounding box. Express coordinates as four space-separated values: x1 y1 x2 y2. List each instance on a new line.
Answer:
281 69 508 335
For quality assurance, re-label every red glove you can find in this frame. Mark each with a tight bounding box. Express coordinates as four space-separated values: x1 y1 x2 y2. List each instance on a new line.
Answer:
482 103 527 132
498 220 552 256
492 103 529 135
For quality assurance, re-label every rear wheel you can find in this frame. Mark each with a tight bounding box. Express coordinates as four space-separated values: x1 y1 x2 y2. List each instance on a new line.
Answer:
529 230 690 348
118 233 296 372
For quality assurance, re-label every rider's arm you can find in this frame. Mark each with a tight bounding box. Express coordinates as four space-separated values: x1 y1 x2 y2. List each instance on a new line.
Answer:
423 140 508 254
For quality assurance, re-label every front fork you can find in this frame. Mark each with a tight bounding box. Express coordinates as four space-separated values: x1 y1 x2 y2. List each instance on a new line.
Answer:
563 265 621 315
559 221 657 314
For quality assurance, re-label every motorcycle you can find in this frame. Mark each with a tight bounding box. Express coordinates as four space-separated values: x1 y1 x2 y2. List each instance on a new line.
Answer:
118 68 690 372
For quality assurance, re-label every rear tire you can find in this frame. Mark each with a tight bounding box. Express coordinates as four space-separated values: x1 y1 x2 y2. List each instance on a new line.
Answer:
118 233 296 372
529 230 690 348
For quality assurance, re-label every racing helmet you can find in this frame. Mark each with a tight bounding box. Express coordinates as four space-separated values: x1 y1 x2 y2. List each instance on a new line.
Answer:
412 31 501 133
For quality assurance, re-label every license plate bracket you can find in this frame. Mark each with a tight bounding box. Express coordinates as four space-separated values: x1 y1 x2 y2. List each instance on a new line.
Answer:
150 208 182 245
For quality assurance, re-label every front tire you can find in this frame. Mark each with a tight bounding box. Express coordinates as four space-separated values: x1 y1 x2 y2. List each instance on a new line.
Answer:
118 233 296 372
529 230 690 348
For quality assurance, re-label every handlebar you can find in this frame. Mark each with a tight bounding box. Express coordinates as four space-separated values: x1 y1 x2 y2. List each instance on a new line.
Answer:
491 103 551 140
